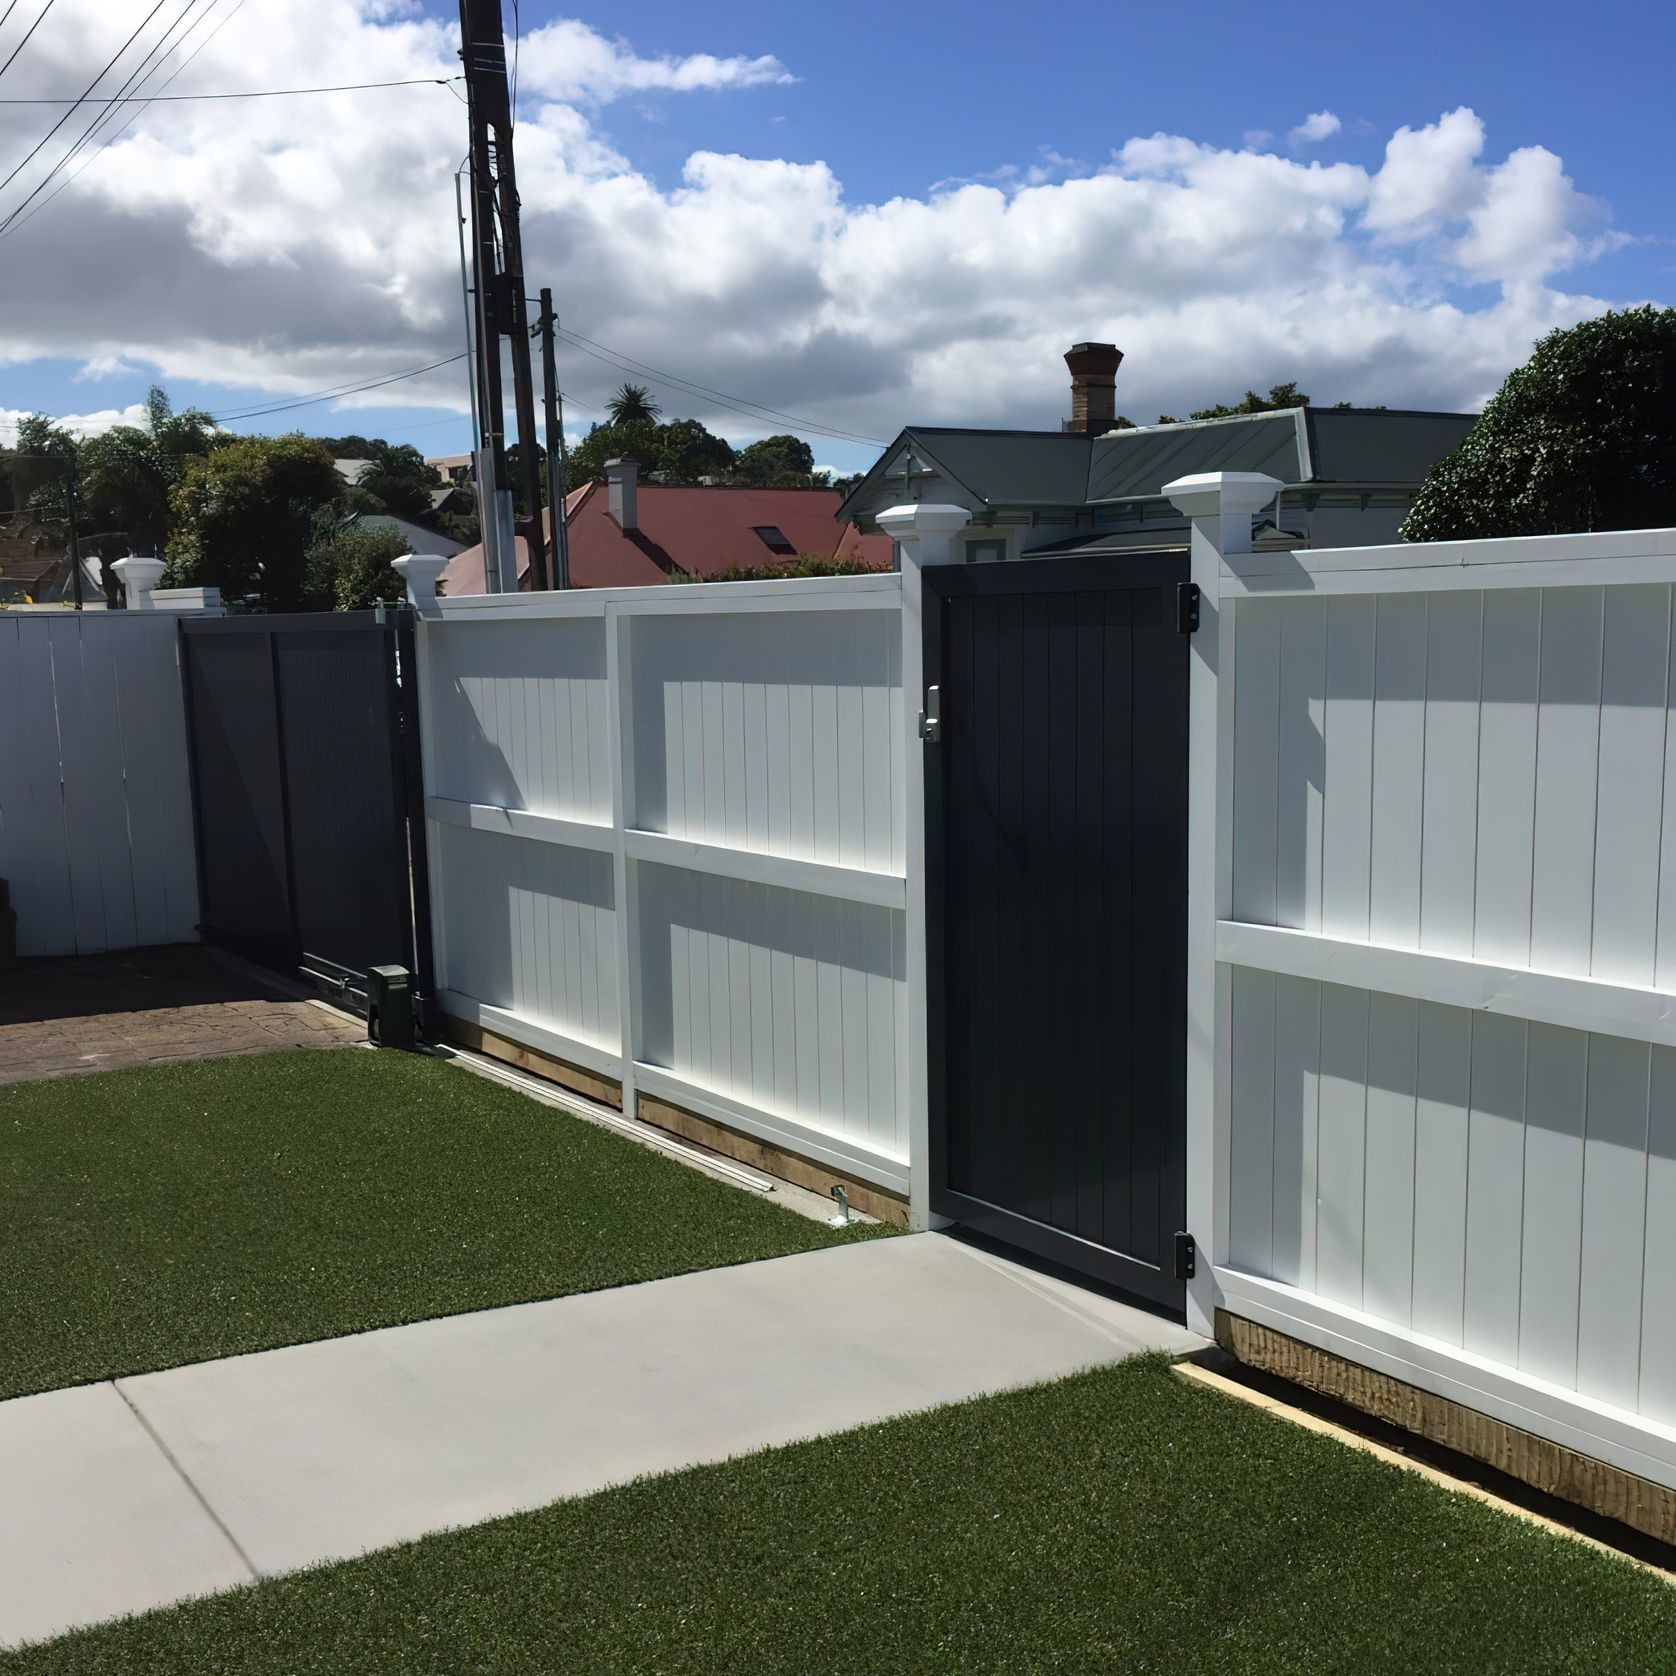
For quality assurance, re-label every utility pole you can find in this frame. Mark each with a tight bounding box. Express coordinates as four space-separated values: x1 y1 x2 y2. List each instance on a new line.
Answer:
534 287 570 589
457 0 549 590
64 467 84 612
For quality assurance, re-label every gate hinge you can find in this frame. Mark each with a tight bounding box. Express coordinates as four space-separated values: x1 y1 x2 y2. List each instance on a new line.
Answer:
1176 582 1201 634
1173 1231 1197 1281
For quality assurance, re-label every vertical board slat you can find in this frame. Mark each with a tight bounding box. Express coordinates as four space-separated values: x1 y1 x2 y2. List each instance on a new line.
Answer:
1275 600 1326 932
1270 974 1321 1290
1418 593 1482 958
1462 1012 1527 1369
1473 590 1540 967
1517 1023 1588 1390
1576 1033 1650 1411
1641 1046 1676 1425
1412 1000 1472 1345
1321 596 1375 940
1231 599 1281 925
1315 982 1368 1308
1530 587 1604 977
1369 593 1427 947
48 618 107 953
1590 584 1669 987
1362 991 1419 1326
1228 968 1276 1275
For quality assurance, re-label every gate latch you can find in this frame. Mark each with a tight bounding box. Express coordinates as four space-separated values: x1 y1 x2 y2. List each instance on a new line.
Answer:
1173 1231 1197 1281
919 683 942 744
1176 582 1201 634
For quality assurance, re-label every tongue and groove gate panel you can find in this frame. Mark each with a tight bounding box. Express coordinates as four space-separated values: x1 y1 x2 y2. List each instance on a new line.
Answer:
926 555 1189 1312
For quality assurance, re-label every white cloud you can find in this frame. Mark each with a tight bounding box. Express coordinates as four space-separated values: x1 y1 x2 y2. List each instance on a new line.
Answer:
516 19 794 106
1289 111 1342 145
0 402 149 441
0 6 1633 447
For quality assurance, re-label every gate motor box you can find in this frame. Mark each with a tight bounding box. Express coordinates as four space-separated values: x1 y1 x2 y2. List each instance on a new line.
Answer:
366 964 416 1052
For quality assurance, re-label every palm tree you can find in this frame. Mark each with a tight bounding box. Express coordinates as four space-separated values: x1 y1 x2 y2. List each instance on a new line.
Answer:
607 382 660 426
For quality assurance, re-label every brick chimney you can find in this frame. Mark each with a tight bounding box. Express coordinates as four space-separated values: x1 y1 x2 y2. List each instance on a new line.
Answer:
605 458 639 531
1064 342 1123 434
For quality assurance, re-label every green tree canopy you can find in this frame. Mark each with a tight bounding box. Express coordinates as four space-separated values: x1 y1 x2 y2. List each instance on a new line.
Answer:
654 417 734 483
165 433 344 608
303 514 412 611
350 442 441 522
1403 307 1676 541
733 433 815 486
2 413 78 520
606 383 660 426
77 387 219 553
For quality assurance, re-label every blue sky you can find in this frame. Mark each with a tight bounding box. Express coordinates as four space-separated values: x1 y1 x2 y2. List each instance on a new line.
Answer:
1 0 1669 477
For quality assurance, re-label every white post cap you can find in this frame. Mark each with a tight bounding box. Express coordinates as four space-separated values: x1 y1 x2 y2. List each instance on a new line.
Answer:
392 553 450 612
112 555 166 609
874 503 973 540
1162 472 1282 521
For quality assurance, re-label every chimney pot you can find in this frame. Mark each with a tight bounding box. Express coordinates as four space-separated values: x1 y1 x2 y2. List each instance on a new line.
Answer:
1064 341 1123 435
605 458 639 531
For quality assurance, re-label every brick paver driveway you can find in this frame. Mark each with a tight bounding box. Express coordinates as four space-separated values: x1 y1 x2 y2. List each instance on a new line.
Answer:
0 945 363 1085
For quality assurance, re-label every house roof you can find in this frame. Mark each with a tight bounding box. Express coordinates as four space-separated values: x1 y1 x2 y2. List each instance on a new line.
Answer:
343 512 465 557
838 406 1477 521
442 481 885 595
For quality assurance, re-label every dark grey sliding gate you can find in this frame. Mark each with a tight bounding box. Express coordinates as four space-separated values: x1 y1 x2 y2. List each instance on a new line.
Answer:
179 611 432 1013
924 555 1190 1315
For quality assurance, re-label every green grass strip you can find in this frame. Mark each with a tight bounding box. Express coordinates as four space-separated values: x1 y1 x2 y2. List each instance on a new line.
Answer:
0 1047 884 1401
6 1356 1670 1672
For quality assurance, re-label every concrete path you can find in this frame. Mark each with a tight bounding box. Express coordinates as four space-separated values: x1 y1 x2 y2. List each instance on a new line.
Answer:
0 1233 1204 1650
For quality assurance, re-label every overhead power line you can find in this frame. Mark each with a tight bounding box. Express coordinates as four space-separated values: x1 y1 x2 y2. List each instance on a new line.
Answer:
0 0 248 242
208 353 469 421
553 326 889 448
0 0 171 204
0 74 460 103
0 0 58 86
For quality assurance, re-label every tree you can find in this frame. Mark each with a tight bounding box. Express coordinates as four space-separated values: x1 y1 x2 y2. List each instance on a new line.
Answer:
1 413 78 520
654 417 733 484
733 433 815 486
165 433 344 608
606 383 660 426
77 387 219 554
566 418 659 489
1403 307 1676 541
304 514 412 611
1155 382 1313 425
352 443 441 522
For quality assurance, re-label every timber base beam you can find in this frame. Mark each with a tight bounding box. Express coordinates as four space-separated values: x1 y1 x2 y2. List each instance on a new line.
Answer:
1216 1310 1676 1548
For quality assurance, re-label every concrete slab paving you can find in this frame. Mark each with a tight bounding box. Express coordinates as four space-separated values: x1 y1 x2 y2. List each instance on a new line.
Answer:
0 1383 253 1649
2 1233 1203 1649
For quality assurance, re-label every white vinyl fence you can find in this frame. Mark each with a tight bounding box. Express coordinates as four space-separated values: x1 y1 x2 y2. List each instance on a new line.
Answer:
414 575 911 1194
0 611 198 956
1183 498 1676 1492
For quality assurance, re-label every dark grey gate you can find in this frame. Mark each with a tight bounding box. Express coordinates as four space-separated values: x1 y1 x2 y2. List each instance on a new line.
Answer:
179 610 432 1015
924 554 1190 1314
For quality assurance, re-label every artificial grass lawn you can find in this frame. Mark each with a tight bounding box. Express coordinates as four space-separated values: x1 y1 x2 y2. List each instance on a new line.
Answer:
0 1047 885 1401
7 1357 1671 1674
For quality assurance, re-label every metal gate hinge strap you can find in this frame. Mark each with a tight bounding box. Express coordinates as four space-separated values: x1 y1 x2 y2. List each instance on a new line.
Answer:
1176 582 1201 634
1174 1231 1196 1281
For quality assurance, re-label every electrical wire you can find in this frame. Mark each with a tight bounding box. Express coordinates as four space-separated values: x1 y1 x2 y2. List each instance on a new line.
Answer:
554 327 888 448
207 354 469 422
0 74 461 103
0 0 204 234
0 0 56 85
0 0 170 202
0 3 22 40
0 0 244 241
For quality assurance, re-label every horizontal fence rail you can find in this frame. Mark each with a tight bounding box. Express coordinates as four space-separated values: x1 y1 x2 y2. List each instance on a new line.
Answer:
0 612 198 957
1202 522 1676 1490
415 578 911 1191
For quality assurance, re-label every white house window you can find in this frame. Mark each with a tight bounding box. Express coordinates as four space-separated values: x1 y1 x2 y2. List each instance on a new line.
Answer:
965 538 1007 563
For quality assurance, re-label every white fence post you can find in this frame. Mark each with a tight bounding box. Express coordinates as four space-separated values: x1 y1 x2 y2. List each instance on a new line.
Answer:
1164 472 1280 1338
876 503 970 1230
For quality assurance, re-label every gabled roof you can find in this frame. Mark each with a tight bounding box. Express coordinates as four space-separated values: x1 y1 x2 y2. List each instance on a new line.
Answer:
840 406 1477 521
441 482 883 595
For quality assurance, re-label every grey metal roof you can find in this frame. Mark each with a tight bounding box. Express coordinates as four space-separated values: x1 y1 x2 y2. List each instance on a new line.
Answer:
1086 412 1303 503
838 406 1478 524
1303 408 1475 483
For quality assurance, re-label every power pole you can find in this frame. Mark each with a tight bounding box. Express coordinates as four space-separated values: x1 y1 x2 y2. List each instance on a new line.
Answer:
457 0 549 590
64 467 84 612
534 287 570 589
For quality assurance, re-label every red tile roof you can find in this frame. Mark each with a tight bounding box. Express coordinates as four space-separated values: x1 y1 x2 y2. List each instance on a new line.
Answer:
441 481 889 595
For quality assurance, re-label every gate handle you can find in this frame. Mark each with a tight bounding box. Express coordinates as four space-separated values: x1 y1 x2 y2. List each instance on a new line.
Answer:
919 684 942 744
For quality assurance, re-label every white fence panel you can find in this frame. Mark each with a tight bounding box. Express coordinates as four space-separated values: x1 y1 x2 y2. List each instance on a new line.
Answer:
0 612 198 957
1203 520 1676 1493
418 579 911 1191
